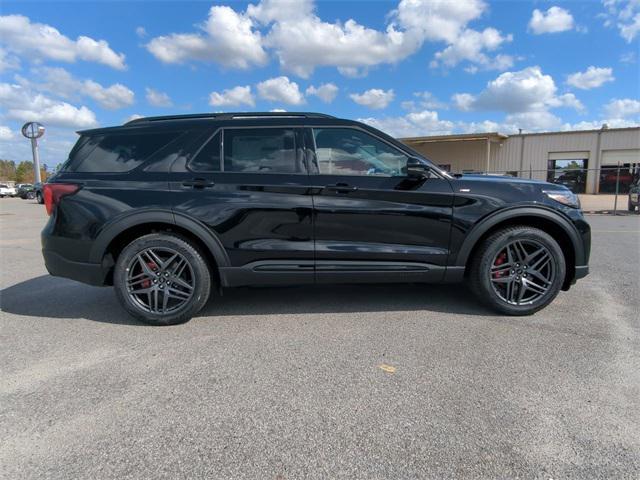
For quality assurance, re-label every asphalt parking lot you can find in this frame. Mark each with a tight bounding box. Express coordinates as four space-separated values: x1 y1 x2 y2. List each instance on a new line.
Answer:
1 197 639 479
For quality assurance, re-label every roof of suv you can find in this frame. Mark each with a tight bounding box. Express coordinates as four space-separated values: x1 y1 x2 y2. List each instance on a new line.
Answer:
78 112 357 135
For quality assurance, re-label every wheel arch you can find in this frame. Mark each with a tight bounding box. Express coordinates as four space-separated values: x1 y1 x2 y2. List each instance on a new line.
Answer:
90 210 229 285
456 207 585 290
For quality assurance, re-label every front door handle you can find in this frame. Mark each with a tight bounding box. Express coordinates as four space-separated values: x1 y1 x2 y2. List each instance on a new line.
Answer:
182 178 214 189
324 183 358 193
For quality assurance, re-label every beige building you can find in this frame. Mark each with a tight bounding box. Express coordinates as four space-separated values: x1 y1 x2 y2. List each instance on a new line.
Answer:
400 126 640 194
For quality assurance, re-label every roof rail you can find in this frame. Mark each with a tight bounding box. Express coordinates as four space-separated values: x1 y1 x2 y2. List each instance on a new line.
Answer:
125 112 335 125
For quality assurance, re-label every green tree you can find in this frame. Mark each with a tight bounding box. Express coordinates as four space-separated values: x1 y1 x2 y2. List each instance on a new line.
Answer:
0 159 17 181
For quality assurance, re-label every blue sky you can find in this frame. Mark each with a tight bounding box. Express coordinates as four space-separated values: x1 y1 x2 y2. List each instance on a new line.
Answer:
1 0 639 167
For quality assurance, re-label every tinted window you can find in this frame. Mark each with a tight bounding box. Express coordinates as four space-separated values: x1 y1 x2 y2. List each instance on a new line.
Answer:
64 132 181 172
189 131 221 172
224 128 301 173
313 128 407 176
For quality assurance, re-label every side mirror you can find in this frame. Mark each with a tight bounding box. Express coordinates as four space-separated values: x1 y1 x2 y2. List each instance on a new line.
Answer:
406 157 431 178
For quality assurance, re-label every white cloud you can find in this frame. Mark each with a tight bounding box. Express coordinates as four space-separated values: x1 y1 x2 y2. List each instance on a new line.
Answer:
602 0 640 42
305 83 339 103
359 110 454 137
24 67 134 110
143 0 508 77
256 76 305 105
0 14 126 69
0 47 20 73
350 89 395 109
528 6 574 34
620 51 637 63
504 111 563 131
604 98 640 118
453 66 582 113
547 93 586 112
393 0 488 43
566 66 615 89
564 118 639 130
0 82 97 128
0 125 15 140
145 87 172 107
260 0 505 77
451 66 587 131
135 26 147 38
402 91 448 111
209 85 255 107
431 28 514 71
146 6 267 69
452 93 476 111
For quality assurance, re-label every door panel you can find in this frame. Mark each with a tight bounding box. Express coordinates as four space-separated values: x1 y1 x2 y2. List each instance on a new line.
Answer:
308 127 454 282
168 127 315 285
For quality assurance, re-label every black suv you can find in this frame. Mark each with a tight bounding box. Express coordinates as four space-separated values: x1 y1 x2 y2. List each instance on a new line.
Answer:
42 112 590 325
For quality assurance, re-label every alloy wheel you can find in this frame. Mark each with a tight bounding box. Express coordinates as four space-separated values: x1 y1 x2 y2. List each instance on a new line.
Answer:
489 239 555 306
125 247 195 314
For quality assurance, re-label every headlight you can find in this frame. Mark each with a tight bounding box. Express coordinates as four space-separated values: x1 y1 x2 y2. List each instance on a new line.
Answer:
543 189 580 209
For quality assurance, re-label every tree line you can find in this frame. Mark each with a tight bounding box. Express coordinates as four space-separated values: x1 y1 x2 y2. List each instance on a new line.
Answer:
0 159 49 183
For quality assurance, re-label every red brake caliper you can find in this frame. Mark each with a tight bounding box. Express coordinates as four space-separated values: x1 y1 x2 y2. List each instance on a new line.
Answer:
493 252 507 279
141 262 157 288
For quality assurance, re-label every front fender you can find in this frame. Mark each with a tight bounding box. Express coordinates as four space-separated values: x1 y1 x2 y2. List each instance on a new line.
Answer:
453 206 587 267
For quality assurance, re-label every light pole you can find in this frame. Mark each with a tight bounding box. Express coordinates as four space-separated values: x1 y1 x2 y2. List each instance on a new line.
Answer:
21 122 45 184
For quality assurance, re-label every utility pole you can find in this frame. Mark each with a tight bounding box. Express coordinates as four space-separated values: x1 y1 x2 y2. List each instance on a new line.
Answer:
21 122 45 184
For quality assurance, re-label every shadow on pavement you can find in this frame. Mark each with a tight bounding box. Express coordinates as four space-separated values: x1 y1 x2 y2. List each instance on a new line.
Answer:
1 275 491 325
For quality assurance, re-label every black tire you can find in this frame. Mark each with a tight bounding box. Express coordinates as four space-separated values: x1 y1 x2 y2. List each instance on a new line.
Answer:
114 233 211 325
629 199 635 212
468 226 566 316
36 191 44 204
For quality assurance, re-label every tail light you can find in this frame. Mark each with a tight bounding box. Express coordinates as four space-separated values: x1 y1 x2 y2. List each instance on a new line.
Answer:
43 183 80 215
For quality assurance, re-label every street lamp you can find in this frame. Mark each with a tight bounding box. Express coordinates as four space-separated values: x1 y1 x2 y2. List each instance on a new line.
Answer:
21 122 45 184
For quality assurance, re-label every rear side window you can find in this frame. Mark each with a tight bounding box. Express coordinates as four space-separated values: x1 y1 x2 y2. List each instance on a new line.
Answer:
223 128 302 173
64 132 181 172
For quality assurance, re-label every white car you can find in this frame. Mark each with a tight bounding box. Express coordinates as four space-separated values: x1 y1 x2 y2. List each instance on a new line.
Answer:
0 184 17 197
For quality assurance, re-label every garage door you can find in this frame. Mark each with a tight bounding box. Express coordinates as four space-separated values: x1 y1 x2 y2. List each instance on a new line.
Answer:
600 149 640 194
601 149 640 166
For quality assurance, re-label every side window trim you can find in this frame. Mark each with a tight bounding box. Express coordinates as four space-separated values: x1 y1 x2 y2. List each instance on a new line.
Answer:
186 128 222 173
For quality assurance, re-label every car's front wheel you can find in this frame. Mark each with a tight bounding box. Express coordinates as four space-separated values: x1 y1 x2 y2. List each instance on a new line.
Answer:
36 191 43 204
114 233 211 325
468 226 566 315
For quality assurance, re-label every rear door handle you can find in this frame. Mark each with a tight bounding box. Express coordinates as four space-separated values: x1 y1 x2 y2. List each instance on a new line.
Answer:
324 183 358 193
182 178 214 189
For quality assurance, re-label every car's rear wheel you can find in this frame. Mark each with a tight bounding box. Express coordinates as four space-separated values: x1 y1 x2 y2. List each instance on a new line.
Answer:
629 199 636 212
468 226 566 315
114 233 211 325
36 191 43 204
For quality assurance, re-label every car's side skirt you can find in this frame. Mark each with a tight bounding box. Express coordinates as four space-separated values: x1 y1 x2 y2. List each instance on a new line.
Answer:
219 260 450 287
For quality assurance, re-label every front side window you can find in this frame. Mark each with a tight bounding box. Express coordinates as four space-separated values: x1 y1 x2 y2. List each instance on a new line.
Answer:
223 128 301 173
313 128 408 176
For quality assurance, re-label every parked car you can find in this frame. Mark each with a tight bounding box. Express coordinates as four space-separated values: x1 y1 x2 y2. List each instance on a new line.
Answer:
0 184 17 197
16 184 35 199
33 182 44 204
629 177 640 212
41 112 591 325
